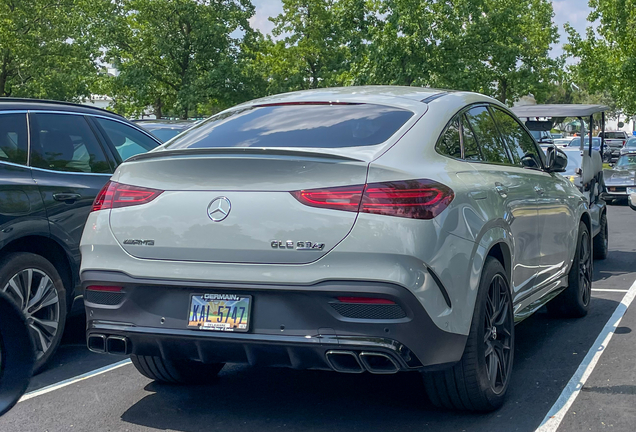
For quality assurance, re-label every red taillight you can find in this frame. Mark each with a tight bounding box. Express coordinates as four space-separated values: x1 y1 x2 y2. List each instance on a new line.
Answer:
290 185 364 212
336 297 395 304
623 140 627 147
291 179 453 219
86 285 123 292
92 181 163 212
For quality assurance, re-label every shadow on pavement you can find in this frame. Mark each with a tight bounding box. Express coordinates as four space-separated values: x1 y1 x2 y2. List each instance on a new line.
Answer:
594 250 636 283
26 313 126 392
119 297 621 432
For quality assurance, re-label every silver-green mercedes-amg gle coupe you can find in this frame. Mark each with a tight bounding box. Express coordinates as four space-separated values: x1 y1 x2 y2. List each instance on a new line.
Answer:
80 86 593 411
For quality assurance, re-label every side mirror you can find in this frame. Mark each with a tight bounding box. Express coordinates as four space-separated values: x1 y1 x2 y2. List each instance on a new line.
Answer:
0 291 35 416
545 146 568 173
628 188 636 211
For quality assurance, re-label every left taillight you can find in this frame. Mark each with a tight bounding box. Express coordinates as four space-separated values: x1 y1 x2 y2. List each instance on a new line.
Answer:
92 181 163 212
291 179 454 220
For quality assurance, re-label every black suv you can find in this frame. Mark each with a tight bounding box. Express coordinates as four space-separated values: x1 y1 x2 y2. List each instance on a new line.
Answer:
0 99 160 371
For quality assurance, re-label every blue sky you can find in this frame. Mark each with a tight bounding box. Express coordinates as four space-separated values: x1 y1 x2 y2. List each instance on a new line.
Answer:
249 0 594 59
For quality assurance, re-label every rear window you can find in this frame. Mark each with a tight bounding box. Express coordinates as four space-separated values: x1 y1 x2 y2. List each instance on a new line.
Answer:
600 132 626 139
165 104 414 150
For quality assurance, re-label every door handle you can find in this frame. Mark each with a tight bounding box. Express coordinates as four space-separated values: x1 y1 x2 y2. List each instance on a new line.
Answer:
534 186 545 195
53 193 81 203
494 183 509 198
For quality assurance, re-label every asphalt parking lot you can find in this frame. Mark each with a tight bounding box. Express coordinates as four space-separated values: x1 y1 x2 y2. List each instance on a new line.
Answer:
1 204 635 432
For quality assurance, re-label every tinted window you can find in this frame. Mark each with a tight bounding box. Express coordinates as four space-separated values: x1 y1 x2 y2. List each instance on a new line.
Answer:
30 113 112 173
491 107 542 169
462 114 483 161
600 132 626 139
166 104 414 149
0 113 28 165
146 128 185 142
465 107 511 165
95 118 159 162
625 138 636 148
437 118 461 158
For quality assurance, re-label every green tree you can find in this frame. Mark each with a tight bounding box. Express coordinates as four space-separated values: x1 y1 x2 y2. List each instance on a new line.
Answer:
352 0 559 105
103 0 256 119
0 0 107 100
565 0 636 115
258 0 370 93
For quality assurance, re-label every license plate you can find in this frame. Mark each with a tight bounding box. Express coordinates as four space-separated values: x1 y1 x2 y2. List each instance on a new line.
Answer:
187 294 251 332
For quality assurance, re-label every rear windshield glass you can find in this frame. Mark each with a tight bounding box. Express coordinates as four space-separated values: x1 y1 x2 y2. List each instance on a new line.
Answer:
165 104 414 150
600 132 626 139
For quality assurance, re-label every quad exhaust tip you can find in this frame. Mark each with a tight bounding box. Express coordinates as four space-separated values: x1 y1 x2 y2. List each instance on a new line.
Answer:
88 334 130 355
359 352 399 374
325 350 399 374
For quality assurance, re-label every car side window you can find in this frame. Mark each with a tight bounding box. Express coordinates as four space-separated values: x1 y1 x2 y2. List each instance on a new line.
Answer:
461 114 483 161
30 113 112 174
94 117 159 162
491 107 543 169
0 113 28 166
465 106 511 165
437 118 462 158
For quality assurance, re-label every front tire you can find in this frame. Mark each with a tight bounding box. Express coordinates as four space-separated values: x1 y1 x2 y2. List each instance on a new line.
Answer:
0 252 67 373
547 221 592 318
423 257 514 411
131 354 225 385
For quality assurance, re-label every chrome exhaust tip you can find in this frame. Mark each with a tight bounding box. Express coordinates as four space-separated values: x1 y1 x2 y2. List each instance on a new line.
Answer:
106 335 130 355
359 352 399 374
325 350 364 373
87 334 106 353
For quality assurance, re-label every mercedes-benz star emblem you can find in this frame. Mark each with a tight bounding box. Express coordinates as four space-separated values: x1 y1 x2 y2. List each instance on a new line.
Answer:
207 197 231 222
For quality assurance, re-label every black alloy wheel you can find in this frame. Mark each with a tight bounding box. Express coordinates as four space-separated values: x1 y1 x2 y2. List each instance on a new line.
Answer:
483 274 514 394
547 221 592 318
578 229 592 307
423 257 514 411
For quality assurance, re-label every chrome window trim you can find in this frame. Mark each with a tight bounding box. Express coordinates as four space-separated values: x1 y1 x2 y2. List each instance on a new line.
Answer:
29 165 113 176
0 160 31 169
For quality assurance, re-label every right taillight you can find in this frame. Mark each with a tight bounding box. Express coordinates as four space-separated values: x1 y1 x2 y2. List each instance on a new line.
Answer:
92 181 163 212
291 179 453 220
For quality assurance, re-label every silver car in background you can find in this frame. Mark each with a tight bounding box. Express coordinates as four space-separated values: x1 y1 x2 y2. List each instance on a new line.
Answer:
80 87 592 412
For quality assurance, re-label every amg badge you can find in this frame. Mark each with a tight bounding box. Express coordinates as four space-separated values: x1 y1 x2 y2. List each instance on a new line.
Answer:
123 239 155 246
271 240 325 251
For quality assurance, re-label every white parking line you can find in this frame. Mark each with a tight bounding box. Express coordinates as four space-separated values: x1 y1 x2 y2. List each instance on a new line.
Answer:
19 359 132 402
535 278 636 432
592 288 630 293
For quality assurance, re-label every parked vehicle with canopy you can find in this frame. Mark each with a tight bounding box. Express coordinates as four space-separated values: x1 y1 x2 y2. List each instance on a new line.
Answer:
511 104 609 260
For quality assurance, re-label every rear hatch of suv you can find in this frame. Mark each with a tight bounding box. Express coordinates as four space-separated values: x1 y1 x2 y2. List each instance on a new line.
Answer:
100 102 417 264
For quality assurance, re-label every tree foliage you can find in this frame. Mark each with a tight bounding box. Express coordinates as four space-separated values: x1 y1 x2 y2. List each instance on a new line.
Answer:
102 0 257 119
565 0 636 115
0 0 107 100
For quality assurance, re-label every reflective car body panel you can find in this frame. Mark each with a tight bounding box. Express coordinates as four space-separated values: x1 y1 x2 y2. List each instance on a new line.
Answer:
603 152 636 200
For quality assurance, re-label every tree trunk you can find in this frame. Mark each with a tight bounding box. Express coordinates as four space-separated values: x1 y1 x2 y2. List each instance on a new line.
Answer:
498 78 508 104
153 98 163 119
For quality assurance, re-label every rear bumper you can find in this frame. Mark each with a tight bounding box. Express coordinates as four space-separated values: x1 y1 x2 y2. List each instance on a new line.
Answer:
83 271 467 372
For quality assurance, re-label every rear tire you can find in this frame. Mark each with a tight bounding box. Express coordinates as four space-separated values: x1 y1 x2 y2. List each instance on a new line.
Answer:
423 257 514 411
131 354 225 384
0 252 67 374
547 221 592 318
593 212 608 260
